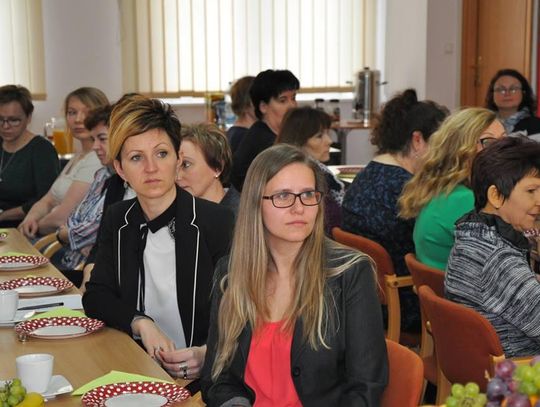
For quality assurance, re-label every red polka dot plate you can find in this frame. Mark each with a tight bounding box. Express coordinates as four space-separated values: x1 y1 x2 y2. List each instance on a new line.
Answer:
0 276 74 297
0 254 49 271
81 382 191 406
15 316 104 339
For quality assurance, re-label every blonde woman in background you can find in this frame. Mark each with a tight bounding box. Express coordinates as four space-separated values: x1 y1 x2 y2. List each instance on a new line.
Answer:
19 87 107 238
177 123 240 215
201 144 387 406
399 108 506 270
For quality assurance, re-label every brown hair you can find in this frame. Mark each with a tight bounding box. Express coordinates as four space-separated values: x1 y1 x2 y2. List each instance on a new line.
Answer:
181 123 232 184
0 84 34 116
230 76 255 117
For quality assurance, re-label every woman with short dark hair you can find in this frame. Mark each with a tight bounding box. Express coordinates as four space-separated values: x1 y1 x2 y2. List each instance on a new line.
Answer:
445 136 540 357
485 68 540 135
0 85 59 227
230 69 300 191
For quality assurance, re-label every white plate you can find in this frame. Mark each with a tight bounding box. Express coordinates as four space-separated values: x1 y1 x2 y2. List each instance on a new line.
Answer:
16 285 56 294
105 393 168 406
0 310 34 327
32 325 87 336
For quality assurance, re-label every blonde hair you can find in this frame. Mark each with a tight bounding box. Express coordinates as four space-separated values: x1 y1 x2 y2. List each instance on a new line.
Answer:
399 107 497 219
108 95 181 162
211 144 364 379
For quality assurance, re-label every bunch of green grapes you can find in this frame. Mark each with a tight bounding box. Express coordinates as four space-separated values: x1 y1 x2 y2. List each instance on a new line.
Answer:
0 379 27 407
445 382 488 407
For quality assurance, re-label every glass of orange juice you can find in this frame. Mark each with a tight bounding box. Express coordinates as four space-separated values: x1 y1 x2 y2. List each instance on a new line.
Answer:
45 117 71 155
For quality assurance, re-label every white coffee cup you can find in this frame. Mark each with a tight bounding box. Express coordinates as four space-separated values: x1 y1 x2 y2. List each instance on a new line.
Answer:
0 290 18 322
16 353 54 393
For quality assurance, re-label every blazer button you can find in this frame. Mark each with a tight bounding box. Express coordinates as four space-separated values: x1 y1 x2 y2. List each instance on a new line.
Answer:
292 367 301 377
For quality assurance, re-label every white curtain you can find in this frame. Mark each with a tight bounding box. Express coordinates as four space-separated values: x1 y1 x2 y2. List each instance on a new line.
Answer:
120 0 376 96
0 0 46 98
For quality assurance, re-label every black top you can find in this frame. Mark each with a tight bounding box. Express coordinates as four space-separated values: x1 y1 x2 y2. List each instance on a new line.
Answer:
230 121 276 191
83 187 235 347
514 116 540 136
226 126 249 154
0 136 60 227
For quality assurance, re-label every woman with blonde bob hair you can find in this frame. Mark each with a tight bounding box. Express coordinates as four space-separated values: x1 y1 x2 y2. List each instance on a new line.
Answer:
83 95 234 382
399 107 506 270
201 144 387 406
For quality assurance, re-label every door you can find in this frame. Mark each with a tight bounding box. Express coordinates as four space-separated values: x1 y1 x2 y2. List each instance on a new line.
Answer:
461 0 533 107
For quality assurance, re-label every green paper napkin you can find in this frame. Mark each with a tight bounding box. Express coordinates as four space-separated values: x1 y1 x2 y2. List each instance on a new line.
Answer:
30 307 86 320
72 370 173 395
0 251 28 257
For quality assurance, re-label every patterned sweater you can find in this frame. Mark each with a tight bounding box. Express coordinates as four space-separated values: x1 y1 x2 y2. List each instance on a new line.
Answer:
445 211 540 357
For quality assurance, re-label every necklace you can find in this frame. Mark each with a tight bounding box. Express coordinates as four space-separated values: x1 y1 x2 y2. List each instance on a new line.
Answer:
0 149 17 182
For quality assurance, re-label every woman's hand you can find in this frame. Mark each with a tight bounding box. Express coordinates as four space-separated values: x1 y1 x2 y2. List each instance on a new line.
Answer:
18 216 39 238
131 318 176 357
158 345 207 380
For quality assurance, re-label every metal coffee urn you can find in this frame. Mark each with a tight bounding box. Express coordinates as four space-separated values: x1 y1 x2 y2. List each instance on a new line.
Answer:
352 67 382 126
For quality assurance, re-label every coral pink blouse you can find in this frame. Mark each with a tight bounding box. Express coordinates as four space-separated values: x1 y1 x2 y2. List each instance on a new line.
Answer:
244 321 302 407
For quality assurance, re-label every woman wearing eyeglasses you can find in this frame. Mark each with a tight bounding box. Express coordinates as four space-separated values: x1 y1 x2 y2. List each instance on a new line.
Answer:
0 85 59 228
399 108 505 271
201 144 388 406
485 68 540 136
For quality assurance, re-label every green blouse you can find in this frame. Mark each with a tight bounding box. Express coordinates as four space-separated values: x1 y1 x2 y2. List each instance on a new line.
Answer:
413 184 474 271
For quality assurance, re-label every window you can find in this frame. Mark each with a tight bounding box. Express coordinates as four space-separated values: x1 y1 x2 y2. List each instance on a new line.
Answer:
120 0 376 96
0 0 46 98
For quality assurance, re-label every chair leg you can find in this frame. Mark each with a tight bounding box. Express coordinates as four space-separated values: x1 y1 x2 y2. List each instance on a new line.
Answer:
385 287 401 343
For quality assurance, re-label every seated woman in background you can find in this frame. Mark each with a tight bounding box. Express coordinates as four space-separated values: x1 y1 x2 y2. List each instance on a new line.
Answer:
0 85 59 228
485 68 540 135
231 69 299 191
227 76 256 153
177 123 240 215
342 88 448 332
277 106 344 235
53 105 121 287
201 144 387 406
83 96 235 381
445 136 540 357
399 108 505 270
18 87 107 238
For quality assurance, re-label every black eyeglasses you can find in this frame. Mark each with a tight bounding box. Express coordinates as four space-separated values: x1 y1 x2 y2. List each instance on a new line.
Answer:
478 137 498 148
493 86 522 95
0 117 22 127
262 190 323 208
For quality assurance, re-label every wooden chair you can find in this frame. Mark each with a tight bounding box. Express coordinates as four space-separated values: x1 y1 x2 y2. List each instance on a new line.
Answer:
381 339 424 407
331 227 416 345
33 232 64 259
418 285 504 403
405 253 445 397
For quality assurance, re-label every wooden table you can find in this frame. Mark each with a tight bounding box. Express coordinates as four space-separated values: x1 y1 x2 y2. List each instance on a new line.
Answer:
0 228 203 406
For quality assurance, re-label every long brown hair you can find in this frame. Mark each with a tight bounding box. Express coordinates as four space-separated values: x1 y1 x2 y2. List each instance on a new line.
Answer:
211 144 363 379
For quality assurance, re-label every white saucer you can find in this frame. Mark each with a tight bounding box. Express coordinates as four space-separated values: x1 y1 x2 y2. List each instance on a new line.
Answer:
105 393 168 406
0 375 72 399
42 375 73 399
0 310 33 327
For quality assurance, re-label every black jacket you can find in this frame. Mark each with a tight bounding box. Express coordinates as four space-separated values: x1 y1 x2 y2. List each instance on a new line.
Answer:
83 187 234 347
201 248 388 407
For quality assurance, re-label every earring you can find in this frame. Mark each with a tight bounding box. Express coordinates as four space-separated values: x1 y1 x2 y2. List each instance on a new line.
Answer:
214 174 219 179
124 181 129 189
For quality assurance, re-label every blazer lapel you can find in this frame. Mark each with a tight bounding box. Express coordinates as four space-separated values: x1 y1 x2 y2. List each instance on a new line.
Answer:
291 318 309 365
175 189 200 347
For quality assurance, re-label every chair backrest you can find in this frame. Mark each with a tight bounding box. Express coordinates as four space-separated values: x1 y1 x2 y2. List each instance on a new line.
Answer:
381 339 424 407
405 253 445 297
332 227 394 303
418 285 504 391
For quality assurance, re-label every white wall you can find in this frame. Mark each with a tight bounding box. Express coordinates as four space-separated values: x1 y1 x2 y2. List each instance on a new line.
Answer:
426 0 461 110
30 0 123 135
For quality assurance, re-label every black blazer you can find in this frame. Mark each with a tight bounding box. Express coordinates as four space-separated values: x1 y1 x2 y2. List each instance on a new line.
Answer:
201 248 388 407
83 187 235 347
